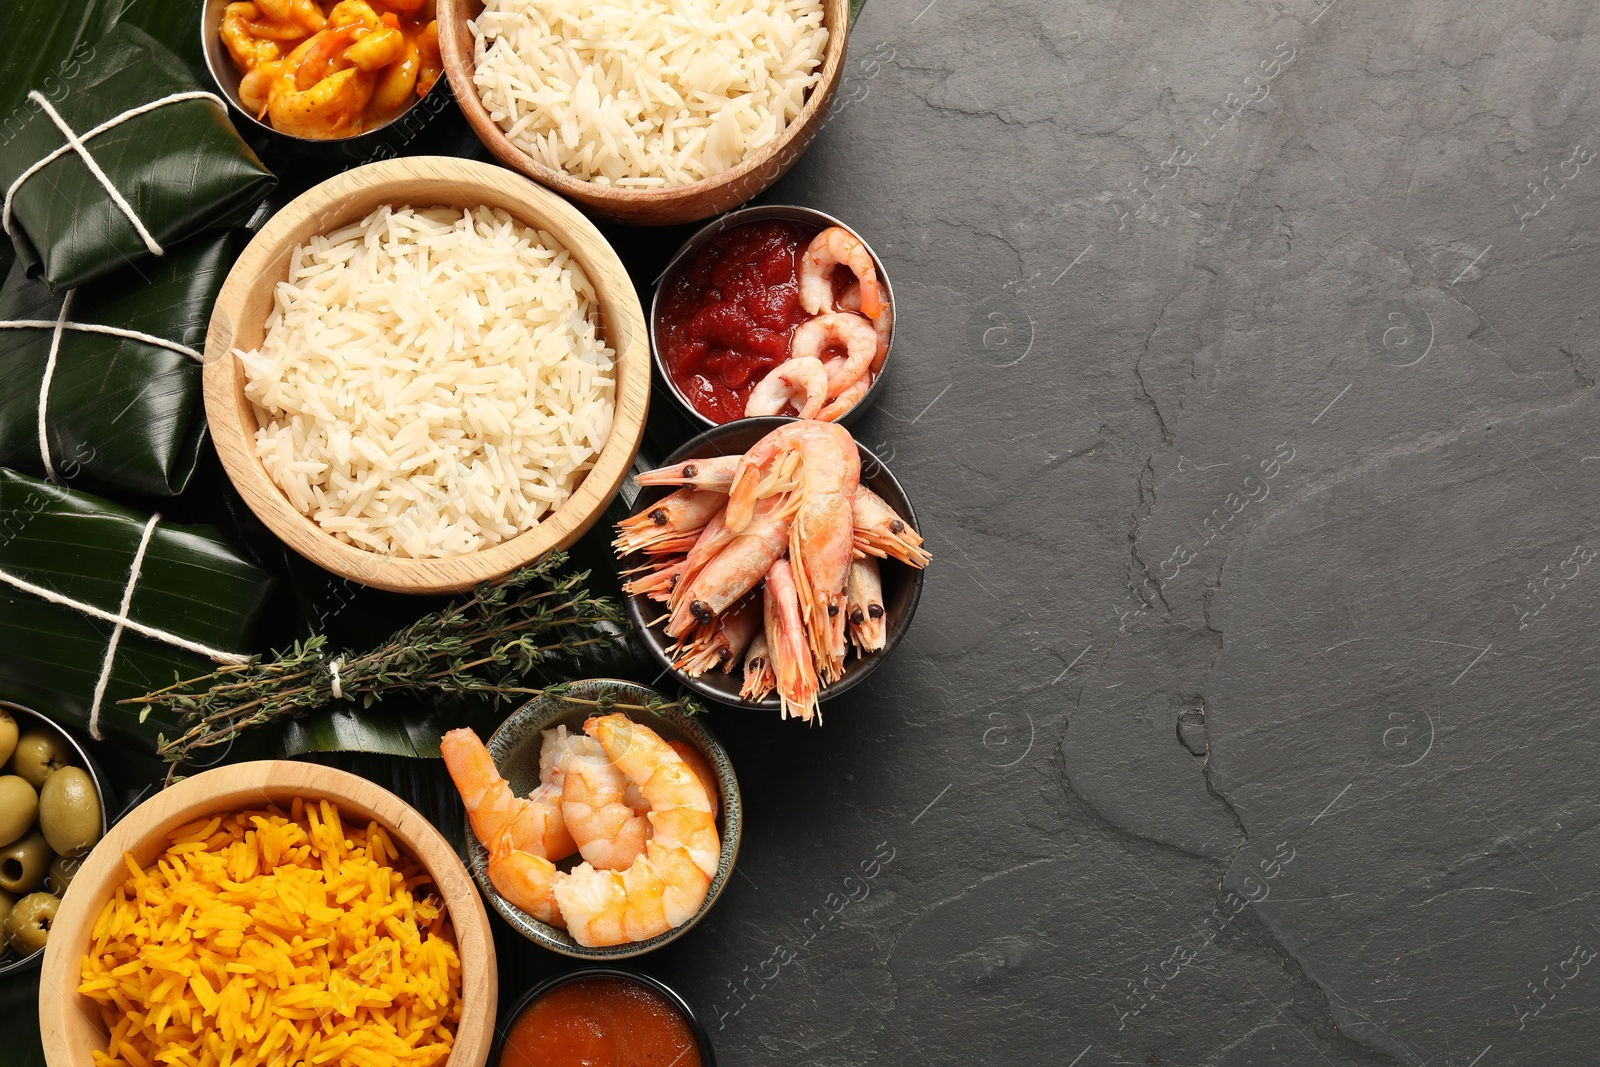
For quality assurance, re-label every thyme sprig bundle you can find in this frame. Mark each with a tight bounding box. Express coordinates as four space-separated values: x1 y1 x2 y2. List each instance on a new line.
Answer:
123 552 696 775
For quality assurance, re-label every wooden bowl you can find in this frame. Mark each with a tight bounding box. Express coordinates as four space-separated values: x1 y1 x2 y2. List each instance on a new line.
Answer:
622 418 926 712
39 761 497 1067
203 156 650 594
462 680 742 959
437 0 851 226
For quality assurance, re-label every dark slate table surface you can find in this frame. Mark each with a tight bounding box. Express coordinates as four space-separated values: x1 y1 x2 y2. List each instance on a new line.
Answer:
12 1 1599 1064
656 1 1600 1063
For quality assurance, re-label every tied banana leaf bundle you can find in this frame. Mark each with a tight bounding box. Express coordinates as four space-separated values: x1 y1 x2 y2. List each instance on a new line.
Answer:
0 231 242 497
0 24 274 293
0 467 273 751
128 552 646 777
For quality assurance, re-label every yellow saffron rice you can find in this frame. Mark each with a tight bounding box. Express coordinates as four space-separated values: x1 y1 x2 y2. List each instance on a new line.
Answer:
78 798 462 1067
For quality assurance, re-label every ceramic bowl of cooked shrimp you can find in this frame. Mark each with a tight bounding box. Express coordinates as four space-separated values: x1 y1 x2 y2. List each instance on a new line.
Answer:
202 0 453 157
652 206 895 430
618 417 928 719
441 679 742 960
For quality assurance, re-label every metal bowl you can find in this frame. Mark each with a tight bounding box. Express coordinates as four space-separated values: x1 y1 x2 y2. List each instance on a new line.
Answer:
463 679 742 960
494 967 716 1067
622 417 925 712
0 702 110 977
200 0 453 161
650 205 896 429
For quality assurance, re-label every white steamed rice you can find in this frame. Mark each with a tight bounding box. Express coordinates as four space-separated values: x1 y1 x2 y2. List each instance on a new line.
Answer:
470 0 829 188
237 204 616 559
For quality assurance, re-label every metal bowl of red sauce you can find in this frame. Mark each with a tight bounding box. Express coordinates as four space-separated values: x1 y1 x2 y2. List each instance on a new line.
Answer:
496 967 715 1067
651 205 895 428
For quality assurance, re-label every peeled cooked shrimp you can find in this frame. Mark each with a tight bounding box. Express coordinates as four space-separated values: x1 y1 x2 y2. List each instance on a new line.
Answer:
818 375 871 423
853 485 931 567
221 3 284 69
561 736 650 871
635 455 741 493
415 20 441 97
740 633 776 703
553 715 720 947
839 281 893 375
745 356 829 419
790 314 878 400
763 558 820 722
673 593 761 677
440 728 577 862
256 0 326 33
268 59 373 138
800 227 882 319
614 487 728 556
846 556 886 654
665 495 792 638
668 740 720 820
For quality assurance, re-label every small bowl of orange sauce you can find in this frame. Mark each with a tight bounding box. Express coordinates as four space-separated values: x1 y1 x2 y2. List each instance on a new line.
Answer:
497 968 715 1067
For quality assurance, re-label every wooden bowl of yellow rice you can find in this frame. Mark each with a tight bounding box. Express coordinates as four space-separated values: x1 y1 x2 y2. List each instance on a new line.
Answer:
38 761 496 1067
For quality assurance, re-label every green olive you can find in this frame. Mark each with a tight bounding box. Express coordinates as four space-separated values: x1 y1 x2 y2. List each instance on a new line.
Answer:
0 889 15 932
0 776 37 849
45 854 79 896
9 729 70 789
4 892 58 955
0 711 16 768
0 831 53 894
38 766 99 857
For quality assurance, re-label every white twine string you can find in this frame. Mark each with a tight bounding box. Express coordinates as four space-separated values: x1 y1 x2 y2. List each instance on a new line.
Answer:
34 292 71 482
86 513 158 739
0 320 201 362
330 656 345 700
0 510 248 738
2 90 226 254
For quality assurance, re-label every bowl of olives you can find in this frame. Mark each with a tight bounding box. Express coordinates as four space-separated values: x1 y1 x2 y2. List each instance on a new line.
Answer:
0 702 107 975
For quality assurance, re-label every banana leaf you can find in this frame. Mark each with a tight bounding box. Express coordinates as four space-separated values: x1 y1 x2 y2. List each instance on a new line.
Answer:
0 468 273 751
0 24 273 292
0 231 242 497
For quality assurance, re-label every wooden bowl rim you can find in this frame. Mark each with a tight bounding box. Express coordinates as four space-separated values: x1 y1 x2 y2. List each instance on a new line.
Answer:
436 0 850 221
202 156 650 594
38 760 497 1067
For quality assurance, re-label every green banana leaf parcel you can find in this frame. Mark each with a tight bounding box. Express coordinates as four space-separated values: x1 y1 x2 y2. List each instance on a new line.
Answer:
0 468 274 752
0 230 242 497
0 24 273 292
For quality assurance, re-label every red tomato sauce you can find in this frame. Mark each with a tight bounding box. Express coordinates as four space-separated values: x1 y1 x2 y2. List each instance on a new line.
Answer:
500 977 703 1067
657 220 822 423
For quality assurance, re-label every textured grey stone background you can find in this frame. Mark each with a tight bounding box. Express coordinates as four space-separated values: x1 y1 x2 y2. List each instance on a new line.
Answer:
529 1 1600 1064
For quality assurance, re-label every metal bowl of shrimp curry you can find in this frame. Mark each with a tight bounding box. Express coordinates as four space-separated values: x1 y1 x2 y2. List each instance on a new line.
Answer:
202 0 451 160
463 679 743 960
623 417 926 713
650 204 895 430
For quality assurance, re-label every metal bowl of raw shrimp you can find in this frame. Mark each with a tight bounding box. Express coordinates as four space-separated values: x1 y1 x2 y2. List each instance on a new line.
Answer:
650 205 896 430
622 417 926 713
200 0 455 161
462 678 743 960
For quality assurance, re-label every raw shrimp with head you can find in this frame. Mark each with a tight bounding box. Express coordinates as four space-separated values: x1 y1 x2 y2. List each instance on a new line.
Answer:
553 714 721 947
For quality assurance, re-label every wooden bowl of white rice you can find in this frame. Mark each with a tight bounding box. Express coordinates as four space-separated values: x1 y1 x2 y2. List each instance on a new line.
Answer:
203 156 650 594
437 0 852 226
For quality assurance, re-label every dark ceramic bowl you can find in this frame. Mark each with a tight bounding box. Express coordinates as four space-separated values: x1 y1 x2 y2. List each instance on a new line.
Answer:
651 205 896 429
200 0 453 161
623 417 925 713
464 679 742 959
495 966 716 1067
0 702 110 977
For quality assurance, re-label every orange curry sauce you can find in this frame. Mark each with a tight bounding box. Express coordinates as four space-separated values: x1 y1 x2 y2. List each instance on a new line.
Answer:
500 977 703 1067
